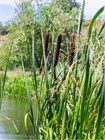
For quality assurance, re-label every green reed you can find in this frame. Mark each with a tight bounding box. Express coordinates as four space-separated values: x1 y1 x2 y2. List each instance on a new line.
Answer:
19 1 105 139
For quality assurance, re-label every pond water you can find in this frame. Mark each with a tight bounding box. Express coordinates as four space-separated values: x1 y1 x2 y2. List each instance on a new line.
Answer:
0 96 33 140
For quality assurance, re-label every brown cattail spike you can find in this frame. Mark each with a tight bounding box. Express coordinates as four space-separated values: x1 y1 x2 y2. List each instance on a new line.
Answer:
54 33 62 67
69 33 76 66
40 32 49 73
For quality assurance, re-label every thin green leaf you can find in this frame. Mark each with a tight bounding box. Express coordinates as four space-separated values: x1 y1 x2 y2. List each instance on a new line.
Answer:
77 0 85 35
95 74 105 139
98 22 105 37
88 6 105 39
80 51 90 138
41 28 49 92
32 31 38 99
21 55 35 131
3 115 19 134
24 113 31 139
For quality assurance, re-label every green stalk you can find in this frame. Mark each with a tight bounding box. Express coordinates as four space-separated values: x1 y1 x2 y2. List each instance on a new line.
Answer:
88 6 105 40
32 31 38 99
95 74 105 139
2 45 12 92
80 51 90 138
73 0 85 105
3 115 19 134
21 55 35 137
41 28 49 93
61 101 66 140
50 27 55 86
77 0 85 35
0 45 12 109
98 22 105 37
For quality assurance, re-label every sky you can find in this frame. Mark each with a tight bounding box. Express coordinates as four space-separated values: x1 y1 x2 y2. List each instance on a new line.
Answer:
0 0 105 23
76 0 105 19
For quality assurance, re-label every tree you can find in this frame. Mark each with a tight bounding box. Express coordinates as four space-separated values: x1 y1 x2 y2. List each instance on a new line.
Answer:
5 0 36 68
37 0 80 33
4 0 80 69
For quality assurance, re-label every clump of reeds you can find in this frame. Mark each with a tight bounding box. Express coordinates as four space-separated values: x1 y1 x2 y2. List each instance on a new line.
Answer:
40 32 49 73
68 33 76 66
54 33 62 67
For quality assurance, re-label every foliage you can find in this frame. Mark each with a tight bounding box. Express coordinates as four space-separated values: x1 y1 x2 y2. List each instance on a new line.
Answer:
4 0 35 69
4 76 33 98
0 0 105 139
37 0 79 33
3 73 46 99
3 0 80 70
0 47 8 69
21 2 105 139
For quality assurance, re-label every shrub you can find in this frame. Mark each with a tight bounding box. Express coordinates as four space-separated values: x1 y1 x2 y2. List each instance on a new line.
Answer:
4 76 34 99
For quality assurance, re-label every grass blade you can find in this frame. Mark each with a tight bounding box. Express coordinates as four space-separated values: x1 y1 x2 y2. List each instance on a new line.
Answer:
24 113 31 139
3 115 19 134
88 6 105 39
73 0 85 105
98 22 105 37
2 45 12 92
95 74 105 139
32 31 38 99
41 28 49 93
77 0 85 35
80 51 90 138
21 55 35 134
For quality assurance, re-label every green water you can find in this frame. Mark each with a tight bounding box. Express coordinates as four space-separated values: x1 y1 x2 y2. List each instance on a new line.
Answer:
0 96 33 139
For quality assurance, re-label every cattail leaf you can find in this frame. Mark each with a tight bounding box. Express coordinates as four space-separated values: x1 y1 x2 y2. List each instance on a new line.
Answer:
80 51 90 138
77 0 85 35
95 74 105 139
21 55 35 131
88 6 105 39
24 113 30 139
41 29 49 91
32 31 38 99
73 0 85 105
2 45 12 92
3 115 19 134
98 22 105 37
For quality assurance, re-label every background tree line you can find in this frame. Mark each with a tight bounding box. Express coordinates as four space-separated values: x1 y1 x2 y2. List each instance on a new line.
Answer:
0 0 80 70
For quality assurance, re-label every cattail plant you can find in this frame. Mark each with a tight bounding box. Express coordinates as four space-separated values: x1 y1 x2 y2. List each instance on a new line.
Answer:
40 32 49 73
53 33 62 80
68 33 76 66
54 33 62 67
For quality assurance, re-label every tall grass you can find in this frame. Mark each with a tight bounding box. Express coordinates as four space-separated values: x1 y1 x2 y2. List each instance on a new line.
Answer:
21 1 105 139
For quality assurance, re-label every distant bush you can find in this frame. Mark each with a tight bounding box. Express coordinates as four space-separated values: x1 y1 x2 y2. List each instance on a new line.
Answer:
4 76 34 99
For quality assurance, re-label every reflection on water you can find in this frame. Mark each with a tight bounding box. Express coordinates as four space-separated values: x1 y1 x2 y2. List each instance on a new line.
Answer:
0 96 33 140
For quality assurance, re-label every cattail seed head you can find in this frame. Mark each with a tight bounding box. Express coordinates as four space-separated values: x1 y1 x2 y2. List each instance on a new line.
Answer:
54 33 62 67
40 32 49 73
68 33 76 66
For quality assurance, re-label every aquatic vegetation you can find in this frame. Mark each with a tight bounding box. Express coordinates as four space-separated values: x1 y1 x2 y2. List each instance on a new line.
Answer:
22 2 105 139
0 0 105 139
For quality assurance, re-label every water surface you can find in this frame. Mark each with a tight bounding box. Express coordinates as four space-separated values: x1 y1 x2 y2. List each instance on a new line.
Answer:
0 96 33 139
